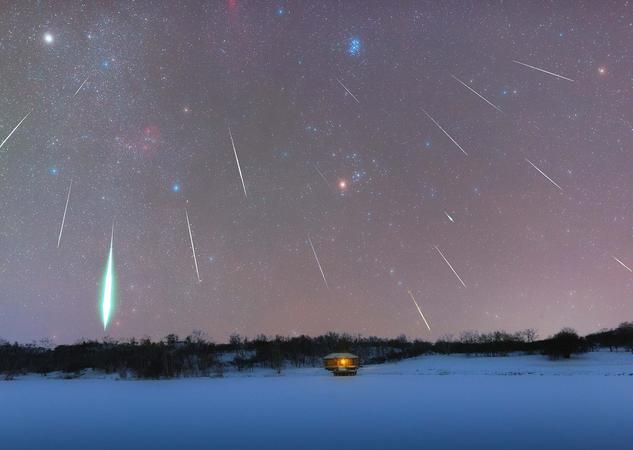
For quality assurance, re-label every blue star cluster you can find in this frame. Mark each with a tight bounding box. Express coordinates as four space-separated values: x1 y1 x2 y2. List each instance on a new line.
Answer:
348 37 361 56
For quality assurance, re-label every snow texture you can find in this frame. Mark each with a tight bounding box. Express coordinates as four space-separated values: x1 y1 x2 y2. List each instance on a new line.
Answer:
1 351 632 449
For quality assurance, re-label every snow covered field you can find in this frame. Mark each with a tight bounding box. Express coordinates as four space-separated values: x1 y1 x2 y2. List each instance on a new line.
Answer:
1 351 632 450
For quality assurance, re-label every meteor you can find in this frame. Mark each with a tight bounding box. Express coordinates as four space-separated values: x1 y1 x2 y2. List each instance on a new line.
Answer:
450 74 503 113
408 290 431 331
0 110 32 151
422 109 468 156
314 164 335 193
100 224 116 330
336 78 360 104
307 234 329 289
525 158 563 191
512 60 574 82
57 178 73 248
185 208 202 283
612 256 633 273
434 245 467 288
444 211 455 223
228 127 248 199
73 75 89 97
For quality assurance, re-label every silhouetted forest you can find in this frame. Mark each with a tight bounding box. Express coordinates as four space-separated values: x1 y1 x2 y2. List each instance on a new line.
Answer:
1 323 632 379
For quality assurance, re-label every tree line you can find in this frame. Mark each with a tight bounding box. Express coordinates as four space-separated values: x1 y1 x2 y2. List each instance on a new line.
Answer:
1 322 631 379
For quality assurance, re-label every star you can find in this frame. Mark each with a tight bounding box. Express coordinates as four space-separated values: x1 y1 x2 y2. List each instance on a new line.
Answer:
598 66 607 75
171 183 181 193
43 32 54 44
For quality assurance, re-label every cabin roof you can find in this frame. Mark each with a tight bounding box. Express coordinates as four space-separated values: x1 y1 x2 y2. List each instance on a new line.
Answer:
323 352 358 360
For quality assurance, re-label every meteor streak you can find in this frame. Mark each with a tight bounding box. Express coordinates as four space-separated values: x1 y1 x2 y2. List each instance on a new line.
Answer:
408 290 431 331
450 74 503 113
228 127 248 199
525 158 563 191
612 256 633 273
444 211 455 223
307 234 329 289
314 165 335 193
0 110 32 151
512 60 574 82
100 224 116 330
73 75 90 97
185 208 201 283
422 109 468 156
57 178 72 248
434 245 467 288
336 78 360 103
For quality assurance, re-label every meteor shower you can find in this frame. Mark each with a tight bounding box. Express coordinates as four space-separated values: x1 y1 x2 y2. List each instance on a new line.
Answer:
1 2 632 449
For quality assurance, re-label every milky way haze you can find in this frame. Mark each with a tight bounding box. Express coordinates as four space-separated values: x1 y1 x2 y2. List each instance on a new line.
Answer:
1 1 631 344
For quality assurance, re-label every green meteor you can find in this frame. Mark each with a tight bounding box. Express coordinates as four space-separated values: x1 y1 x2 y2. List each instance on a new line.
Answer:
100 224 116 330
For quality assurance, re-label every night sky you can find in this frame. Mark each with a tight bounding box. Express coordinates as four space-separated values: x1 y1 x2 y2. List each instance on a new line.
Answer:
1 1 632 344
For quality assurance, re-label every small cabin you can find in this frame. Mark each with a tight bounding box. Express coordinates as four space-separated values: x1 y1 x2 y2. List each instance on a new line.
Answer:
323 353 360 376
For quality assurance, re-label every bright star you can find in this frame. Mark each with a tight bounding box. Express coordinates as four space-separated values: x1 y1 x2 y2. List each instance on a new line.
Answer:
43 33 54 44
172 183 181 193
598 66 607 75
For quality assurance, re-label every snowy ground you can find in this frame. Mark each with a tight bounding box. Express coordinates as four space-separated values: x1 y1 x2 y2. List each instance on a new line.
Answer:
1 351 632 450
